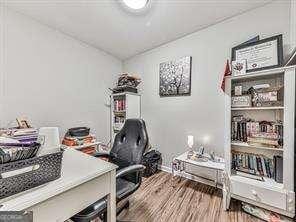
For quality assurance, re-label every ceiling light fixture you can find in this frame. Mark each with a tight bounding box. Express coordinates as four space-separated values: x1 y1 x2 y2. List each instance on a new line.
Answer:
119 0 152 14
122 0 148 10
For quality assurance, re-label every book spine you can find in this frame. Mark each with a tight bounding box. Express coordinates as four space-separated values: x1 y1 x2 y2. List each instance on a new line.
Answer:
253 155 259 175
261 157 267 177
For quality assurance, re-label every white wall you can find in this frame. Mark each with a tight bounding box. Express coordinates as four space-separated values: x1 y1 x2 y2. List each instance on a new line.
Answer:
0 7 122 142
123 1 292 167
291 0 296 49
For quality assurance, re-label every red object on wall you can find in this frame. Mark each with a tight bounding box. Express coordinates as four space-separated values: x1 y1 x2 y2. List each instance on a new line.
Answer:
221 59 231 92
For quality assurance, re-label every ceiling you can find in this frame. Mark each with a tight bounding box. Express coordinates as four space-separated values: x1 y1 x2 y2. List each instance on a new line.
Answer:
4 0 273 60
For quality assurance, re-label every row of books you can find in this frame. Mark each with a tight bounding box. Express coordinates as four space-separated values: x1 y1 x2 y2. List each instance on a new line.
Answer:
231 115 283 147
114 99 126 112
114 116 125 131
114 116 125 124
232 152 274 178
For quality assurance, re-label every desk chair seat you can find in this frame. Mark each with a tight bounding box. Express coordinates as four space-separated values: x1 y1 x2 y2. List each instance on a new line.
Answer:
72 177 138 222
71 119 149 222
116 178 137 199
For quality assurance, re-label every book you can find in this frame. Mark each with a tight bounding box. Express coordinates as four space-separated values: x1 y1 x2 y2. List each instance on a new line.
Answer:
253 155 259 175
274 156 283 183
256 157 263 176
231 117 282 146
232 151 281 182
261 157 267 177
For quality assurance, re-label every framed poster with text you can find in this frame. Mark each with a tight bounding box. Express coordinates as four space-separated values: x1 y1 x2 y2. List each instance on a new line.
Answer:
231 35 283 73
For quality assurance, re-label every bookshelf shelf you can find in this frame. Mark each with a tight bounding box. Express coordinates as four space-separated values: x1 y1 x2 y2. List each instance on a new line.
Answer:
231 106 284 111
226 66 295 81
224 66 295 217
231 142 283 151
113 111 126 115
111 92 141 143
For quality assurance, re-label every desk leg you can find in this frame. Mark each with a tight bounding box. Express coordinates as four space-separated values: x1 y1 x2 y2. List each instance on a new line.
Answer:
215 170 218 188
107 169 116 222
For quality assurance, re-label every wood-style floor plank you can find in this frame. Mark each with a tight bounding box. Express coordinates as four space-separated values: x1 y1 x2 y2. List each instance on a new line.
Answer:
118 171 262 222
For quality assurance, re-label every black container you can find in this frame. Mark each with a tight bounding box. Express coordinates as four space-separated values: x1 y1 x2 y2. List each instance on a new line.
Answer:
0 150 63 199
67 127 90 137
142 150 162 177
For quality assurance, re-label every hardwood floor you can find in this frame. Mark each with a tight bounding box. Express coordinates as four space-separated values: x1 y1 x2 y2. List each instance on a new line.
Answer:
118 171 262 222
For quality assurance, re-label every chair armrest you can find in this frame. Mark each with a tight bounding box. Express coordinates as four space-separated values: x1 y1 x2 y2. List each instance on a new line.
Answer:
92 152 110 159
116 164 145 178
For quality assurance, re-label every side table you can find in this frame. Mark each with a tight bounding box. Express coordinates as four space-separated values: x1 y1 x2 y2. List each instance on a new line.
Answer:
172 151 225 188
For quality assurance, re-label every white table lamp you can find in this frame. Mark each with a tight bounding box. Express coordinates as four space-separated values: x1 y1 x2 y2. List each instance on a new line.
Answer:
187 135 194 159
187 135 194 149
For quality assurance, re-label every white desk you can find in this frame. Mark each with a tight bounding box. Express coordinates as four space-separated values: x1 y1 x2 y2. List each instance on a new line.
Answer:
0 148 117 222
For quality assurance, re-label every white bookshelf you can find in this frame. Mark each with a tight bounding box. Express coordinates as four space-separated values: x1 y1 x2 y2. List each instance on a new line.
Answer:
223 66 295 218
110 92 141 143
231 142 283 152
230 174 284 192
231 106 284 111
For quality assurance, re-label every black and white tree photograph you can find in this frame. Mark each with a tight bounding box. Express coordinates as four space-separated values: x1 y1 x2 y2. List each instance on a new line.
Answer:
159 56 192 96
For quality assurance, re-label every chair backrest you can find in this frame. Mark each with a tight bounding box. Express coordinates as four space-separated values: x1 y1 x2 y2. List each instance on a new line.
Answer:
110 119 149 170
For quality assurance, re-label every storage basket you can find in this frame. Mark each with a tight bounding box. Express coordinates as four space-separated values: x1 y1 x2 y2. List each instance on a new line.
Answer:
0 150 64 199
142 150 161 177
0 142 41 164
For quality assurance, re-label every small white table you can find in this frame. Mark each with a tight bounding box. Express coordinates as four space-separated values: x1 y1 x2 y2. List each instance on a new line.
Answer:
0 148 117 222
172 151 225 188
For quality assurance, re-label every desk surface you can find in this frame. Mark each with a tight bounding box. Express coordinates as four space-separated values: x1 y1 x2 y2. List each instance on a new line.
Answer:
0 148 117 211
174 151 225 171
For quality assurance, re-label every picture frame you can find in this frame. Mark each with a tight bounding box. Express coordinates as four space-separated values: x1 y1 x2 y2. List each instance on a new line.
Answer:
231 35 283 73
16 118 31 128
253 86 283 107
234 86 243 96
231 95 252 108
159 56 192 97
232 59 247 76
237 35 260 46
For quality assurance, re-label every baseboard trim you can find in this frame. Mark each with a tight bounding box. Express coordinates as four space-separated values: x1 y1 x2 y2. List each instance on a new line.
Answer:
158 165 222 188
158 165 171 173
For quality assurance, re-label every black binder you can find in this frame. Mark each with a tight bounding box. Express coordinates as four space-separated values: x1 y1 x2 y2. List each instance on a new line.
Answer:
274 155 283 183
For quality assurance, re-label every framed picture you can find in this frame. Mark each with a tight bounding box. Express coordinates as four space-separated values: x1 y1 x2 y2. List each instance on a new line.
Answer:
257 91 278 102
234 86 243 96
232 60 247 76
159 56 192 97
231 95 252 108
231 35 283 73
252 86 283 107
16 118 31 128
237 35 260 46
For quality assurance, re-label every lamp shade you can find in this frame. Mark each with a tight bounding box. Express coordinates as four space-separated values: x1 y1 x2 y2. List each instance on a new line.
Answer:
187 135 194 148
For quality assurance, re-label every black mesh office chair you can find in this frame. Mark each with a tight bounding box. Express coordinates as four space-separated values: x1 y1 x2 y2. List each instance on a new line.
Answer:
71 119 149 222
